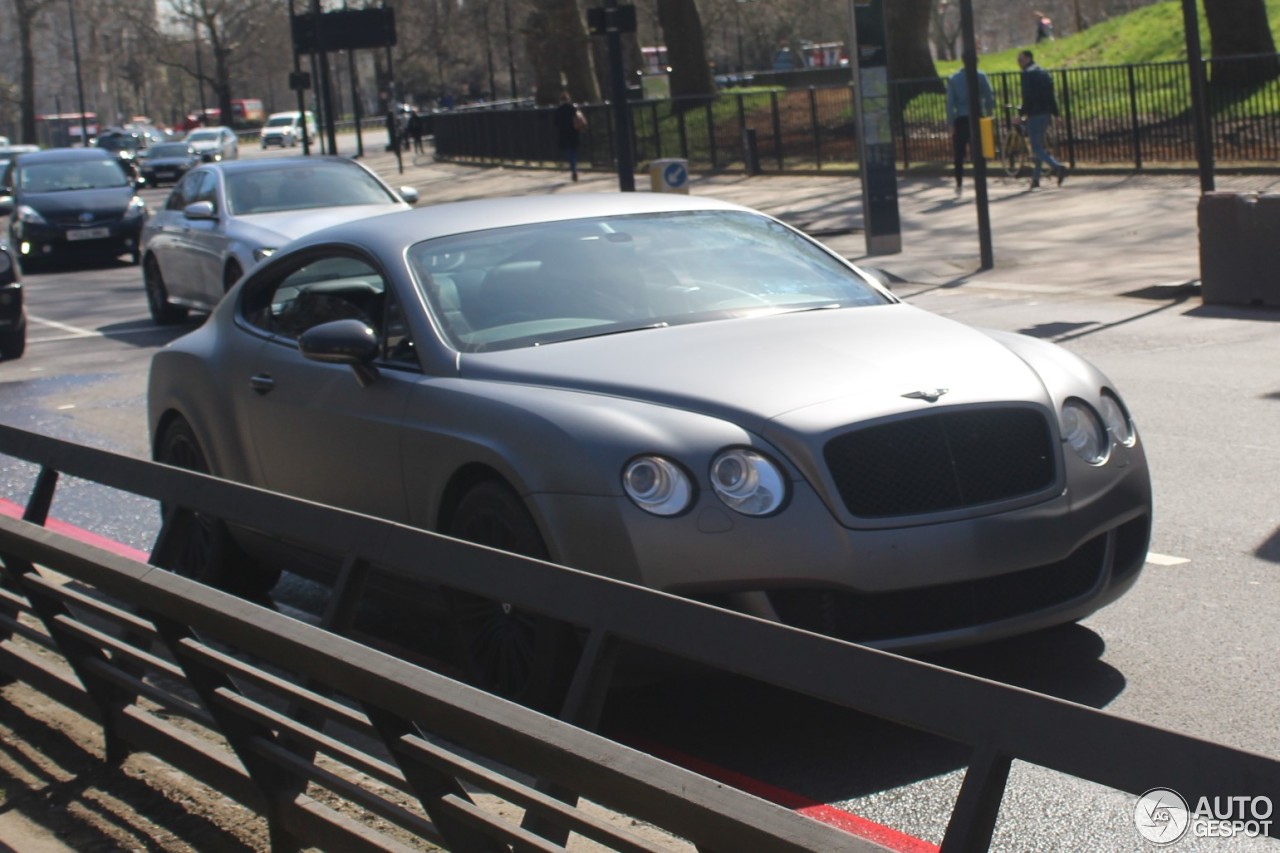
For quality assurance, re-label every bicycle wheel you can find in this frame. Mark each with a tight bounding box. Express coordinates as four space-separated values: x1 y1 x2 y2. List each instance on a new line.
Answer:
1002 130 1026 178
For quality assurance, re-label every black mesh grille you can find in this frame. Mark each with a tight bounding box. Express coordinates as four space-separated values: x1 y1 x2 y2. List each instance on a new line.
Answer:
823 407 1056 518
768 531 1112 643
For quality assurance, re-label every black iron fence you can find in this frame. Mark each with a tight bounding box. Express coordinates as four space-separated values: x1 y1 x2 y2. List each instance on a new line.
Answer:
433 55 1280 175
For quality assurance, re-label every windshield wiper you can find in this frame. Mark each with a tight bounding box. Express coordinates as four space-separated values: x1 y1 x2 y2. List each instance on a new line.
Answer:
534 321 669 345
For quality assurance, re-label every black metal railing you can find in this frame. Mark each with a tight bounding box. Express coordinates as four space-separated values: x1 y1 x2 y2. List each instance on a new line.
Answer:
1 422 1278 851
432 55 1280 175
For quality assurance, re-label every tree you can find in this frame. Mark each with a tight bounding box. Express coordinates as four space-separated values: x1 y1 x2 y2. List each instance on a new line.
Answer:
884 0 940 83
10 0 57 144
525 0 597 105
1202 0 1280 87
656 0 714 98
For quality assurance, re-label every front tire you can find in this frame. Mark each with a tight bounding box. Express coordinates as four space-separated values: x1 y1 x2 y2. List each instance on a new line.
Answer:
0 327 25 361
155 418 280 596
446 481 576 710
224 260 244 292
145 257 189 325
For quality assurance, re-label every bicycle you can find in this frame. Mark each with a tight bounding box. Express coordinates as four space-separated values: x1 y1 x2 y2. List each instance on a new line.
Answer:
997 104 1056 179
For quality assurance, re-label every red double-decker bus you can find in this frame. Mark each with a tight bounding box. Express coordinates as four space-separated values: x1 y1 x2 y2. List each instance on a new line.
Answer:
34 112 100 147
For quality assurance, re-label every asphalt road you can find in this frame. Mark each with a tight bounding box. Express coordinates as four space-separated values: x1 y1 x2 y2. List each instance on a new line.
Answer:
1 144 1277 852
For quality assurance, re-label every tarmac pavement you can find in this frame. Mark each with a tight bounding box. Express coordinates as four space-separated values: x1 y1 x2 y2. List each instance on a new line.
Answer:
354 141 1280 304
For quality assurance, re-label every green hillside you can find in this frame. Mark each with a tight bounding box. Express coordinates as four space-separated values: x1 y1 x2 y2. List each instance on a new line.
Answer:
941 0 1280 74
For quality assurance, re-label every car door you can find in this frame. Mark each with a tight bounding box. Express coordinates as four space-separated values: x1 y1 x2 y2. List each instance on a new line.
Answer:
147 169 206 299
181 168 232 306
236 250 413 523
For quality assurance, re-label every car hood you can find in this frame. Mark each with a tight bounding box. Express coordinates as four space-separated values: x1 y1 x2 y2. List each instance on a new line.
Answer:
23 187 134 215
461 304 1053 431
234 204 408 245
187 140 221 150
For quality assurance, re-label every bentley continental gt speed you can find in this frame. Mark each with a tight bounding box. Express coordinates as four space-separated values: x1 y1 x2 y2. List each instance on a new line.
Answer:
147 193 1152 688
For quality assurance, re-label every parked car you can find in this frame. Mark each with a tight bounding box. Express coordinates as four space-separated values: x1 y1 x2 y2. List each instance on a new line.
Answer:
141 156 419 324
184 126 239 162
0 232 24 360
139 142 200 186
0 147 147 269
0 145 41 175
259 111 316 148
147 193 1153 703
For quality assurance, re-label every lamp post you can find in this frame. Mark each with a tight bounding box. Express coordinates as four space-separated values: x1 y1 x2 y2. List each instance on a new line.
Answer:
67 0 89 145
193 15 208 122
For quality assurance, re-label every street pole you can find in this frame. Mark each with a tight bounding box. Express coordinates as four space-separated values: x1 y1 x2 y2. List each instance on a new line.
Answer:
287 0 311 154
67 0 90 145
1180 0 1215 193
604 0 635 191
193 15 208 123
959 0 994 269
503 0 518 100
311 0 338 157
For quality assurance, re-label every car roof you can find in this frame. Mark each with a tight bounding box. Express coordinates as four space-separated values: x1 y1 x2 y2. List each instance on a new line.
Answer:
291 193 757 253
201 156 364 175
10 147 114 163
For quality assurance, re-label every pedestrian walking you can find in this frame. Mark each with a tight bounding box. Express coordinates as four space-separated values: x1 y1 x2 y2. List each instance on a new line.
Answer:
1017 50 1068 188
553 91 586 182
944 64 994 198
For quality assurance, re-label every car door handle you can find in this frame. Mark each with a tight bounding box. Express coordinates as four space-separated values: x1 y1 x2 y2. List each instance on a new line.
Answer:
250 373 275 394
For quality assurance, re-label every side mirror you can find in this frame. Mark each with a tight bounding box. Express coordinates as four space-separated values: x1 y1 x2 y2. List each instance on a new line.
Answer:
183 200 217 220
399 187 420 206
298 318 380 387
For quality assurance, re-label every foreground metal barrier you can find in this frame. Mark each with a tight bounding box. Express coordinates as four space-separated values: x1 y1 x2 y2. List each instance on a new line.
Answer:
1 422 1277 851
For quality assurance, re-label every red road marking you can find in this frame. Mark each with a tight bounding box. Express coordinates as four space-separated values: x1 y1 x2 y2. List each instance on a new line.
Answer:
0 498 150 563
624 737 939 852
1 498 938 851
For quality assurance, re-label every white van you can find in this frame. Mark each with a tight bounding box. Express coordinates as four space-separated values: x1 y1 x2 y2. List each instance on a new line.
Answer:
259 111 316 148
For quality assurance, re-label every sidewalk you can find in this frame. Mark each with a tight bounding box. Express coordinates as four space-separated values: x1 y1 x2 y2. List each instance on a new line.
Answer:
356 142 1280 301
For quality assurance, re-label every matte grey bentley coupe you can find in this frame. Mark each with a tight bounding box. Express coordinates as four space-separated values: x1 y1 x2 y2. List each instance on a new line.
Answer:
148 193 1152 697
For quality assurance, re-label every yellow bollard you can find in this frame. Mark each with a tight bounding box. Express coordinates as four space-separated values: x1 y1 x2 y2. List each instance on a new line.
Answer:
979 116 995 160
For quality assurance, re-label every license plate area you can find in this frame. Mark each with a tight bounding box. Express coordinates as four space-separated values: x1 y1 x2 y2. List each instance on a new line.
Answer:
67 227 110 241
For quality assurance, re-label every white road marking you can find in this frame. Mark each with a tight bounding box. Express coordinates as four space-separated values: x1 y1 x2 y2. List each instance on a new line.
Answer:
27 314 99 337
1146 552 1190 566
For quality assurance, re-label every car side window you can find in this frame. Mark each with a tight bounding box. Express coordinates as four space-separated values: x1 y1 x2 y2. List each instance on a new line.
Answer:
192 171 218 212
167 171 201 211
243 255 412 364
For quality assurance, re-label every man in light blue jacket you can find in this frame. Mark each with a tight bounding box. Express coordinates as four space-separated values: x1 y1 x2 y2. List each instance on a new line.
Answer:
945 65 995 198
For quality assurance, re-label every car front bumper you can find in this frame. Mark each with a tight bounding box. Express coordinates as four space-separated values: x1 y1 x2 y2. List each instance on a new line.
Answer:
532 447 1153 652
14 218 144 260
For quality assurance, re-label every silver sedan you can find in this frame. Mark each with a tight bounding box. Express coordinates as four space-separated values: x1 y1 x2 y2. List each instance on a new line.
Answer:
141 156 418 324
147 193 1152 702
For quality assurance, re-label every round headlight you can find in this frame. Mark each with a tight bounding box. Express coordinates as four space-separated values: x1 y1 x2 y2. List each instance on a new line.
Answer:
623 456 692 516
1061 399 1109 465
710 449 786 516
1099 391 1135 447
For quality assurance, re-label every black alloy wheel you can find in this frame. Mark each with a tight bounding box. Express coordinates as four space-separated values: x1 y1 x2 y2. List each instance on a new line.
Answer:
446 481 576 711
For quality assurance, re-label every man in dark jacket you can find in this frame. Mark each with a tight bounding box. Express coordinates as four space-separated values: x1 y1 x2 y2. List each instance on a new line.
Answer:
1018 50 1068 188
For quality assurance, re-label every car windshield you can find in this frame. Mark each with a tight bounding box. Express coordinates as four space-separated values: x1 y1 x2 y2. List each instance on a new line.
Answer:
186 131 219 143
225 162 397 215
149 143 192 158
265 116 295 127
96 135 142 153
407 211 891 353
20 159 129 192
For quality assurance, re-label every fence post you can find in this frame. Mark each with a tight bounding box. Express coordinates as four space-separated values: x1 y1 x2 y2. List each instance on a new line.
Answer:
809 86 822 168
706 99 718 169
677 102 689 160
1059 70 1076 168
770 90 783 171
1128 65 1143 170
